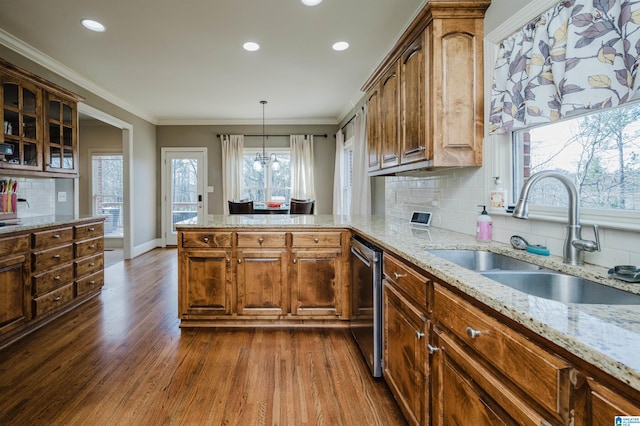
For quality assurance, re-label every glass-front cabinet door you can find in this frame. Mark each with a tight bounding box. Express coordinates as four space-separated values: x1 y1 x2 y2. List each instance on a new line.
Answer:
1 75 42 171
45 94 77 173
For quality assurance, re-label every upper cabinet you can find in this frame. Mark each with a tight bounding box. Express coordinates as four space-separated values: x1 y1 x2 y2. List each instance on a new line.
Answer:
0 59 82 177
364 0 490 176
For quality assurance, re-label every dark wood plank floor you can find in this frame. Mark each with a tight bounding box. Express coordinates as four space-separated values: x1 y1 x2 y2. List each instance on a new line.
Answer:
0 248 405 425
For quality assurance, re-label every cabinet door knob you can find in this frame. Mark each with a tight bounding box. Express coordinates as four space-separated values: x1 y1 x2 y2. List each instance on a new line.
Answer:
415 331 425 339
237 259 242 264
258 237 264 244
466 326 482 339
203 237 209 243
313 238 319 243
393 272 407 280
427 344 439 354
292 258 297 264
226 258 230 264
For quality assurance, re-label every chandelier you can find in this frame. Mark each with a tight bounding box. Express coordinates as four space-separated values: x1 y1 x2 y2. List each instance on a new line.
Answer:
253 100 280 172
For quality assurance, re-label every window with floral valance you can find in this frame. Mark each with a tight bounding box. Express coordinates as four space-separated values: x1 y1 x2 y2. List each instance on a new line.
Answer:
489 0 640 134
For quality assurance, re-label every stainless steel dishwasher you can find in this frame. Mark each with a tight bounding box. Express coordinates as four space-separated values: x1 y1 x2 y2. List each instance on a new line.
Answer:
349 235 383 377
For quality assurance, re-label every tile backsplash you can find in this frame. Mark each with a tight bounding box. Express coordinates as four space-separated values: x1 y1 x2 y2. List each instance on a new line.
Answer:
5 177 56 218
385 169 640 269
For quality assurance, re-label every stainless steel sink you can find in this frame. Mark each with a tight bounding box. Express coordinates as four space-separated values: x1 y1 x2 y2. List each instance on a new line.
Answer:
481 271 640 305
426 249 543 271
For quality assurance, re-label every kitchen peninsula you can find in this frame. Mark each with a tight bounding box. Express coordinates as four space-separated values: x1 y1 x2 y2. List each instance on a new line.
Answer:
0 215 105 349
177 214 640 424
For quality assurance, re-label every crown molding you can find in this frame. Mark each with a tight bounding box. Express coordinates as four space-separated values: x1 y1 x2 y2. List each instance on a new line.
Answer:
486 0 560 43
0 28 158 124
156 117 338 126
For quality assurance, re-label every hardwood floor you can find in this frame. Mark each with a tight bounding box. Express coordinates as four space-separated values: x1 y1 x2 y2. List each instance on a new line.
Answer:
0 248 406 425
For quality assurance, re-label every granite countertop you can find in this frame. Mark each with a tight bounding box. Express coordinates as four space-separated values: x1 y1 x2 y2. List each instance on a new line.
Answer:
0 215 106 234
180 214 640 391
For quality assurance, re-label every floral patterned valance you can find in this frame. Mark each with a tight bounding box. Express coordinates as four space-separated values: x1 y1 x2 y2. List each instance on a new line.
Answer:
489 0 640 134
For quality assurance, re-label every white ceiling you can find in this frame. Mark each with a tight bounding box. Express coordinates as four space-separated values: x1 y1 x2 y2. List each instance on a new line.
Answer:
0 0 425 124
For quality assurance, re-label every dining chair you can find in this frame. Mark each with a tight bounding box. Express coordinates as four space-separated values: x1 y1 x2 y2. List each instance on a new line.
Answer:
290 199 314 214
228 200 254 214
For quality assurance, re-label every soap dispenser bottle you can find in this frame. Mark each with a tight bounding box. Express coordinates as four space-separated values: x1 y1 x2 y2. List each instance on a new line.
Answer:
490 176 507 211
476 205 492 242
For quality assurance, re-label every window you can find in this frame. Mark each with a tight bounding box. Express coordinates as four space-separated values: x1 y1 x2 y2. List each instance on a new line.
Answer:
92 153 123 237
512 101 640 213
242 148 291 201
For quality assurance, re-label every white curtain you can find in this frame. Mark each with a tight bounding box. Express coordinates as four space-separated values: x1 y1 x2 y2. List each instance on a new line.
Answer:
351 110 370 215
220 134 244 214
332 129 345 215
290 134 316 209
490 0 640 134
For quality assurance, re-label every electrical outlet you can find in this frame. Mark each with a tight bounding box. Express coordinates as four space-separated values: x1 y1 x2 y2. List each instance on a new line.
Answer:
57 191 66 202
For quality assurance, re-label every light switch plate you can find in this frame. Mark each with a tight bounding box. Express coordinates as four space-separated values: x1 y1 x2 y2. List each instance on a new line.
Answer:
57 191 66 202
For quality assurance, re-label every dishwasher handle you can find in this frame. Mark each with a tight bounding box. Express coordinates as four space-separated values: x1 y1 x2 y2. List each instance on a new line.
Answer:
350 246 372 268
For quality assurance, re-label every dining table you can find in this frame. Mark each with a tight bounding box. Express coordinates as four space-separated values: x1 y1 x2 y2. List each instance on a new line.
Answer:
252 203 290 215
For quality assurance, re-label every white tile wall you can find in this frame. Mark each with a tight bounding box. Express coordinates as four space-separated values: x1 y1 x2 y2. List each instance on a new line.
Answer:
385 170 640 268
6 177 56 218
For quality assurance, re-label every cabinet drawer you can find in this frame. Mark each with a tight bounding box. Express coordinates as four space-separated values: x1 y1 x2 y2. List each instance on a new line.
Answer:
32 227 73 249
237 232 286 248
75 222 104 240
76 270 104 296
383 253 429 309
33 283 74 318
75 237 104 258
32 244 74 272
75 253 104 278
0 234 29 256
32 263 74 296
434 285 574 420
291 232 342 248
182 231 232 248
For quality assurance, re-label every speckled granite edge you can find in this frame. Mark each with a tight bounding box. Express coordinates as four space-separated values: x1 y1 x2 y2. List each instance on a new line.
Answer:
0 215 106 234
179 214 640 392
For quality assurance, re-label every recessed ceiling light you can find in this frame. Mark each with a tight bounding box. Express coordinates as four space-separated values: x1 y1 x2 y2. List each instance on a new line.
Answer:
301 0 323 5
332 41 349 51
243 42 260 52
81 19 106 32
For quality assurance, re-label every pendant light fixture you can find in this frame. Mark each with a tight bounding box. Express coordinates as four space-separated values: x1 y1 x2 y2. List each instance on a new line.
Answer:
252 100 280 172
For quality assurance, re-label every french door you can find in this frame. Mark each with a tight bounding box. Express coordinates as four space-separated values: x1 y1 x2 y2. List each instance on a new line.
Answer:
162 149 206 246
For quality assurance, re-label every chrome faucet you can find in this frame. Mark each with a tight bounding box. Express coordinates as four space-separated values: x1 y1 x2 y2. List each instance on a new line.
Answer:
512 171 600 265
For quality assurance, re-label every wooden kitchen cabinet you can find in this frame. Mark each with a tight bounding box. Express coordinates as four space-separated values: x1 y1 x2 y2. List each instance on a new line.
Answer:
432 284 575 425
236 231 288 316
290 231 344 318
382 253 432 426
44 93 78 174
0 233 31 337
0 59 81 177
73 221 104 297
575 377 640 426
178 231 233 317
364 0 489 175
366 84 381 172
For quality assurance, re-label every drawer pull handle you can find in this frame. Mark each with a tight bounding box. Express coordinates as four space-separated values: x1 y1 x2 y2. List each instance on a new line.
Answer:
89 262 95 267
89 280 96 285
238 259 242 264
89 244 96 249
54 296 61 302
258 237 264 244
89 227 95 231
203 237 209 243
53 234 60 239
466 326 482 339
226 258 230 264
53 254 60 259
54 275 61 280
314 238 319 243
415 331 425 339
427 344 439 354
292 258 297 264
393 272 407 280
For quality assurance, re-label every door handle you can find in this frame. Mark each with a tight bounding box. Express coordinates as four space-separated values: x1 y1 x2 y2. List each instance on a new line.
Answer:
198 194 202 202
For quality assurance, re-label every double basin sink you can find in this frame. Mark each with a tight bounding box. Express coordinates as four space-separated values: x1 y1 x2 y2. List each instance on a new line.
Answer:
426 250 640 305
